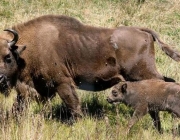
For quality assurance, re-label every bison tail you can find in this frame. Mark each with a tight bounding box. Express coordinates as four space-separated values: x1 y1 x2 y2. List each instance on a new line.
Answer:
140 28 180 62
155 39 180 62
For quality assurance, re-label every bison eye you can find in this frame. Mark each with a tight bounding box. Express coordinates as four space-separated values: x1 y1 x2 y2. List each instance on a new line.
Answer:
4 54 11 63
112 90 118 97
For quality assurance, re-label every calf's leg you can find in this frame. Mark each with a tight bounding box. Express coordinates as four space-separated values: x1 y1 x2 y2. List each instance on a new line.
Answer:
172 113 179 138
149 111 162 133
126 104 148 134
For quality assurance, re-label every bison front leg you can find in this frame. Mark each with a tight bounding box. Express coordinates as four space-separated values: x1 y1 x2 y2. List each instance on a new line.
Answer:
57 83 83 120
13 80 41 115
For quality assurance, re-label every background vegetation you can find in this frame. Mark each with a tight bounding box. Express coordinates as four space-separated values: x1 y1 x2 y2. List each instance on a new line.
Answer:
0 0 180 139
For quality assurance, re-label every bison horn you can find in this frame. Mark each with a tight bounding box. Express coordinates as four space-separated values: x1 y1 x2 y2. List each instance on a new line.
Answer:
4 29 19 48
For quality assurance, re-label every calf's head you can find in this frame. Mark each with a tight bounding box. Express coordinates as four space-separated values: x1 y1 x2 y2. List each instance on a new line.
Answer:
0 29 26 95
107 83 127 104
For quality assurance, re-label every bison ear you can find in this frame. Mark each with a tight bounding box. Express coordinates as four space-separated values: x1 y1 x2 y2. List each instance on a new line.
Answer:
17 44 26 55
121 83 127 94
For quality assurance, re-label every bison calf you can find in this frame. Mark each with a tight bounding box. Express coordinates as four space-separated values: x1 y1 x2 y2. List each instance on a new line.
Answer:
107 79 180 134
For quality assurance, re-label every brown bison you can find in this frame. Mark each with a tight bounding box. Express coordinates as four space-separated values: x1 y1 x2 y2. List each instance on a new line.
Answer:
0 15 180 117
107 80 180 134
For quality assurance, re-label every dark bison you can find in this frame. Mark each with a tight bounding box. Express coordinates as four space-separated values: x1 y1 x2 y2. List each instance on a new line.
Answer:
0 15 180 117
107 80 180 134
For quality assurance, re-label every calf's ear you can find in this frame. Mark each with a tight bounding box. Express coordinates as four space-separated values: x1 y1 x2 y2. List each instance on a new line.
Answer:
121 83 127 94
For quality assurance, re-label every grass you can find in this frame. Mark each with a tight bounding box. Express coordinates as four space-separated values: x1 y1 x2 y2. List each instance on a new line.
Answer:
0 0 180 139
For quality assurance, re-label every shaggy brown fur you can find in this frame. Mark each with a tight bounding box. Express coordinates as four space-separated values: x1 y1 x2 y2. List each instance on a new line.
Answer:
0 15 179 117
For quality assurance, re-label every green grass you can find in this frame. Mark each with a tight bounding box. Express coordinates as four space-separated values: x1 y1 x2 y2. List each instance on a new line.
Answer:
0 0 180 139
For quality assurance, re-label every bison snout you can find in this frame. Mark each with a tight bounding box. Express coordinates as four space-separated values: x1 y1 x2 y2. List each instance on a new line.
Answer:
107 97 113 104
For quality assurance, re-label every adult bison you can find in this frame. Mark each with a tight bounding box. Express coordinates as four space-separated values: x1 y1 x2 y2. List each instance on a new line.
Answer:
0 15 179 117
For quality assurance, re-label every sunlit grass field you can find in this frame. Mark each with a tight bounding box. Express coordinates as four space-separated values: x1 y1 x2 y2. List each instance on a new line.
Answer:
0 0 180 139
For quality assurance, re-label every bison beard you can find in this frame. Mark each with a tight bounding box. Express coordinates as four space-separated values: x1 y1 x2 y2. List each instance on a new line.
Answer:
0 15 180 119
0 75 8 95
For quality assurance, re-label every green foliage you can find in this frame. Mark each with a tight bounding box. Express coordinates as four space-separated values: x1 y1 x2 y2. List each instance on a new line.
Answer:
0 1 12 18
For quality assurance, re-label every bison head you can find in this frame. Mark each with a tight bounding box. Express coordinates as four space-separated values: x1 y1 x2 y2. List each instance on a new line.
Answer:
107 83 127 104
0 29 26 95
